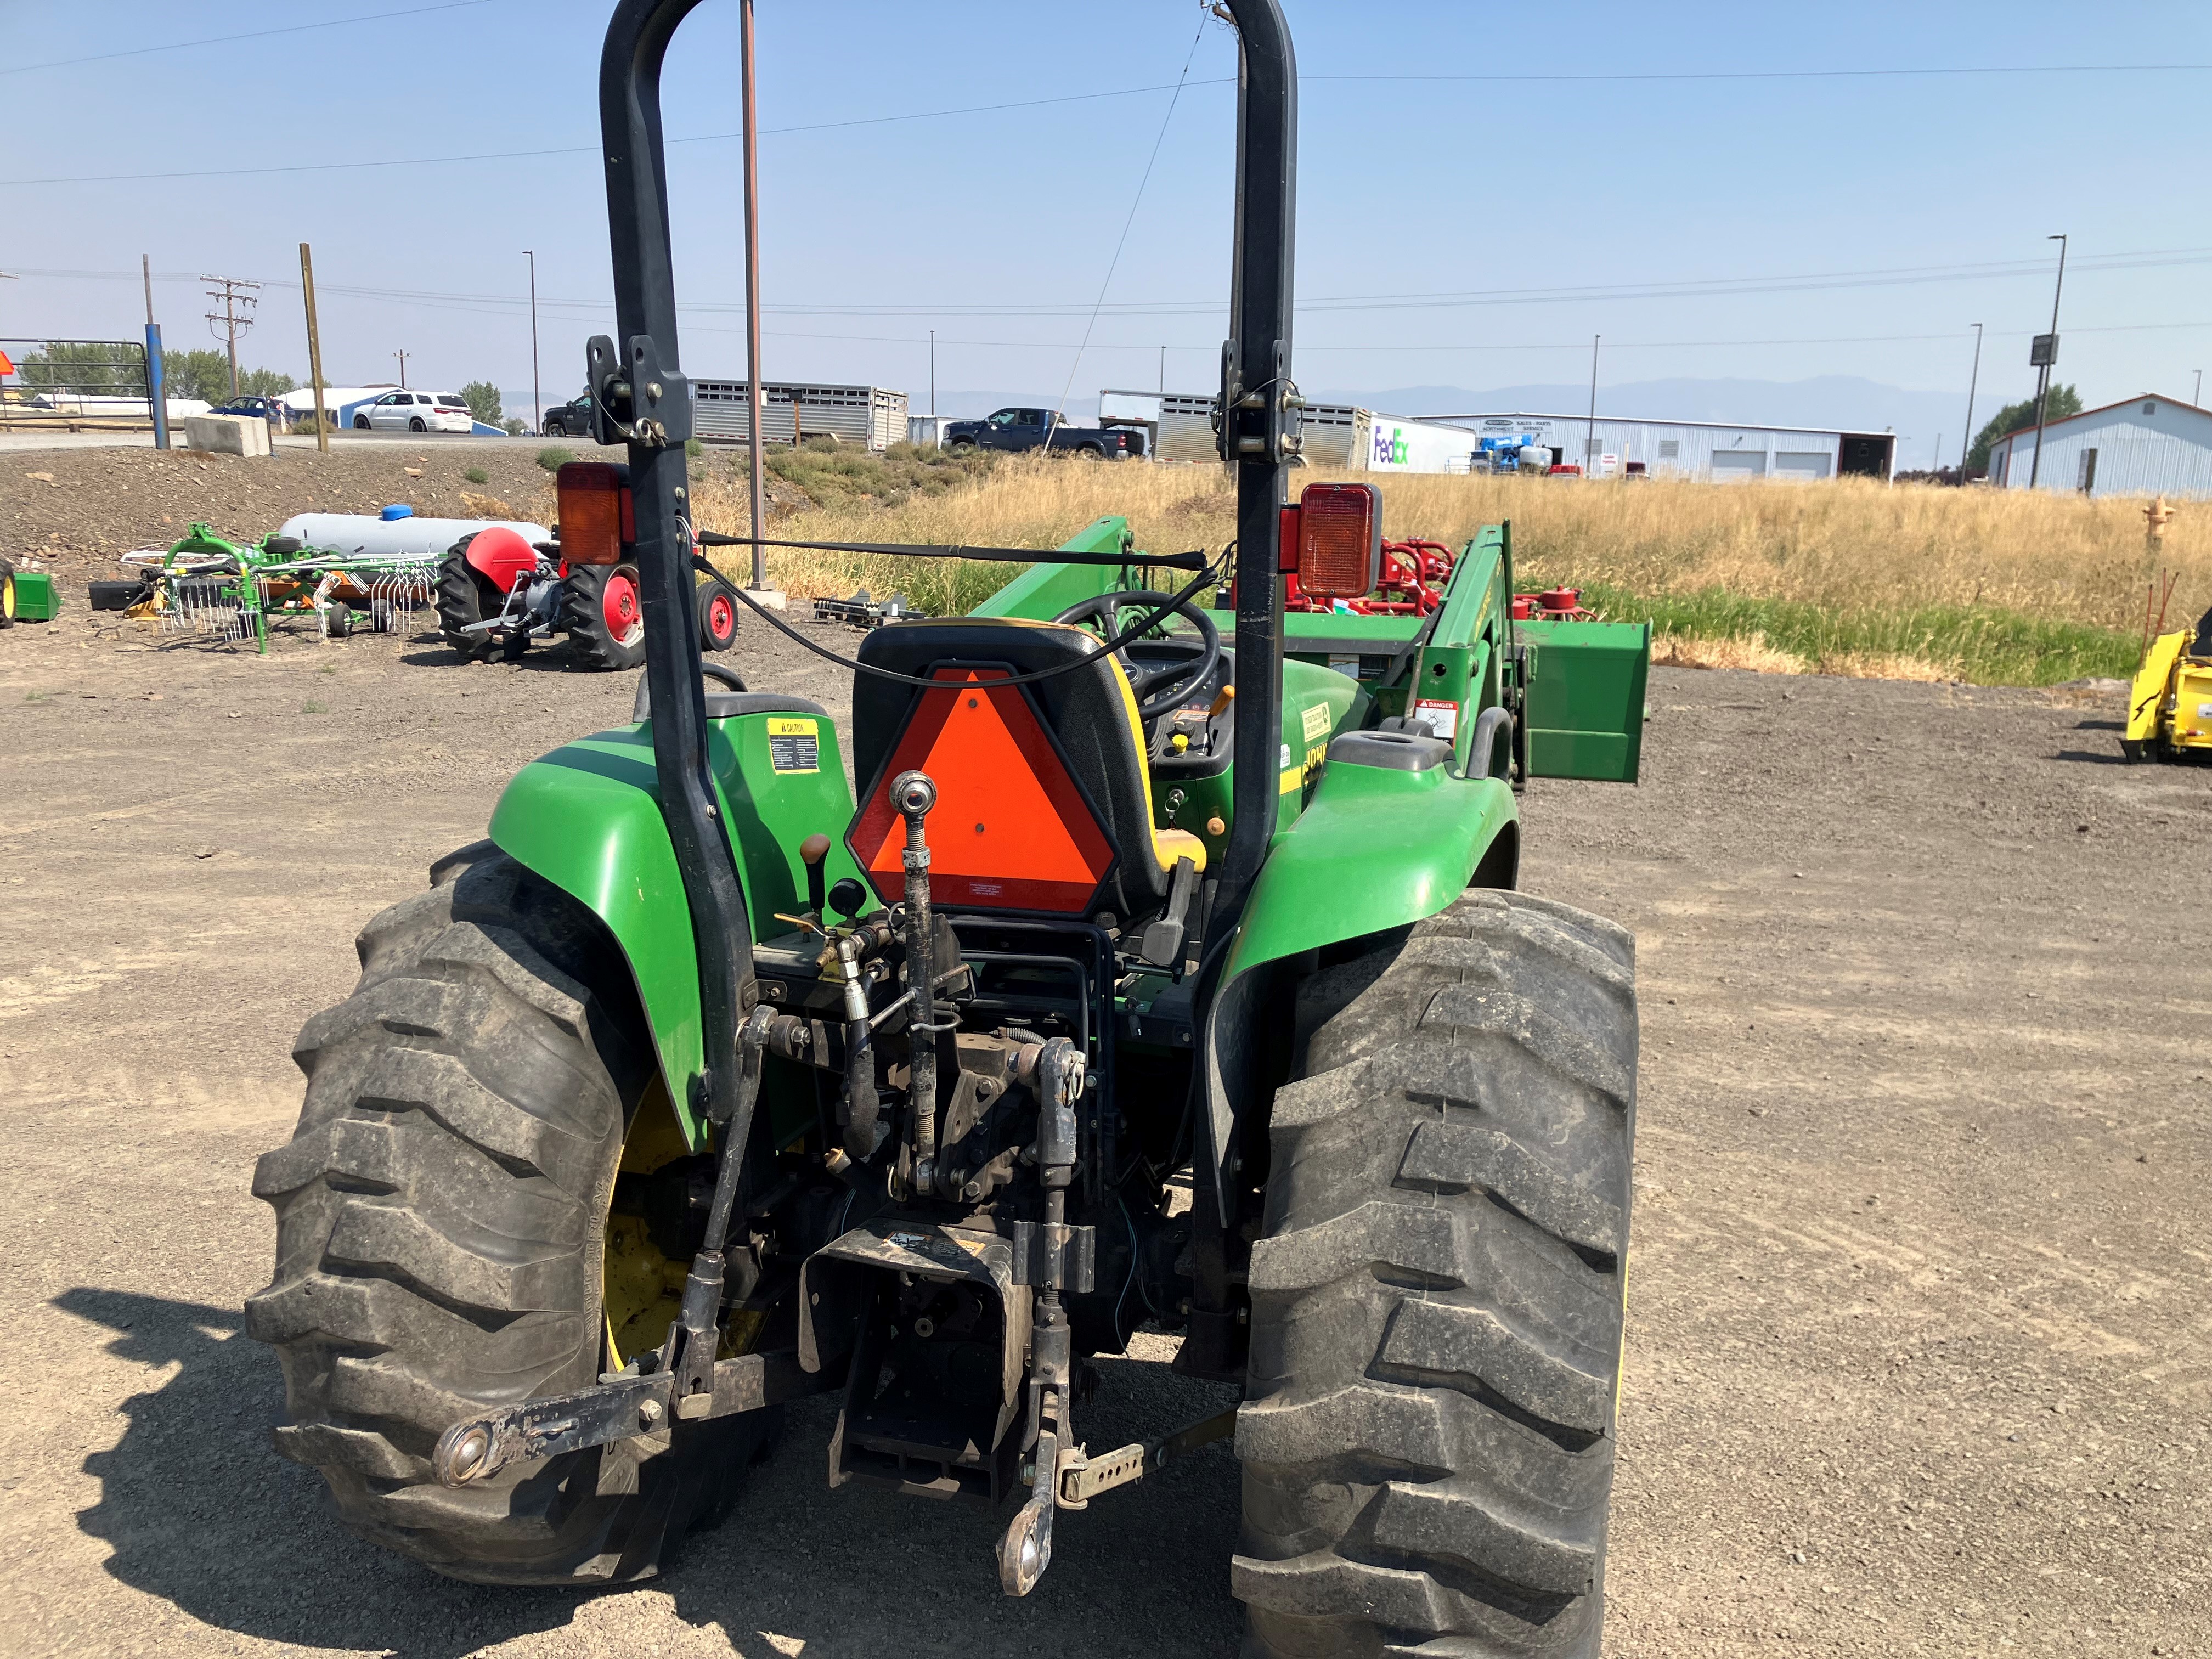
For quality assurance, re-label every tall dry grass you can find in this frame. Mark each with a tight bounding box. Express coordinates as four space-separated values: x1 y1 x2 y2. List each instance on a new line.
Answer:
685 452 2211 680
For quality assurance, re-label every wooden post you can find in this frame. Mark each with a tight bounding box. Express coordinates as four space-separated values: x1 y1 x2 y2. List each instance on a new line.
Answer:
299 242 330 454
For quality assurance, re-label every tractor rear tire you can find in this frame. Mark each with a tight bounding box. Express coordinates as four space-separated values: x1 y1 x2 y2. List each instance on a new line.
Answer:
246 848 772 1583
565 563 647 672
436 534 500 662
1235 889 1637 1659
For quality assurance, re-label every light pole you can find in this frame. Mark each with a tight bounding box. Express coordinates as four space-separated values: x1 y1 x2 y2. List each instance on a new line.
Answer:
2195 369 2203 408
739 0 771 596
1959 322 1983 479
2027 233 2067 489
524 249 541 437
929 328 935 419
1585 334 1599 475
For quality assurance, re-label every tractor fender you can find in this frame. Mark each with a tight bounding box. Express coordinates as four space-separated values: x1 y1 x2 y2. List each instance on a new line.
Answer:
1198 755 1518 1203
486 712 866 1148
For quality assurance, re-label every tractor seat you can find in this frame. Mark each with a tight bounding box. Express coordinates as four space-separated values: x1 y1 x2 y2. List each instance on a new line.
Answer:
847 618 1205 920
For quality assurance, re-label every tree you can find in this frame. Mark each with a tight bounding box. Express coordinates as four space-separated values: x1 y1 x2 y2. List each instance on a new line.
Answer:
239 367 297 397
460 380 503 425
1967 382 2083 475
161 349 235 403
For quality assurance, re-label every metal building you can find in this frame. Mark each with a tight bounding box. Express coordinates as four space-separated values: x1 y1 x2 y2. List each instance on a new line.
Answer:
692 380 907 451
1985 393 2212 498
1111 391 1480 472
1438 413 1896 481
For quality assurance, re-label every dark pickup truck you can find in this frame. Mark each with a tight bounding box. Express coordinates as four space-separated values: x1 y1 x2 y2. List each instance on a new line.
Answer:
539 390 596 438
942 406 1145 459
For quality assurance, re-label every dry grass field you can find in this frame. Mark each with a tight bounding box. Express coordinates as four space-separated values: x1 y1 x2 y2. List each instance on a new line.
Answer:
690 451 2211 685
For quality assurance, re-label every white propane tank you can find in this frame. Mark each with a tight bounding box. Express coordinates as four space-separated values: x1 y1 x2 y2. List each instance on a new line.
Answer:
276 510 551 558
1518 445 1551 471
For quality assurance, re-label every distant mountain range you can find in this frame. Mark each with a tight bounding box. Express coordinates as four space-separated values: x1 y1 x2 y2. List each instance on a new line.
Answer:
926 376 2012 459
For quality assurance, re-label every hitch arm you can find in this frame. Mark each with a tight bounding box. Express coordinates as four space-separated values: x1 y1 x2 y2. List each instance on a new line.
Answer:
431 1349 832 1488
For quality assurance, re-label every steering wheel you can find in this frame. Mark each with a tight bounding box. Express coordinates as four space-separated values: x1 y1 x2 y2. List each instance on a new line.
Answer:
1053 589 1222 723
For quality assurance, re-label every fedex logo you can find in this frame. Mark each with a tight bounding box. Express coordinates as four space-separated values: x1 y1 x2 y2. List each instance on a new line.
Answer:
1372 425 1409 466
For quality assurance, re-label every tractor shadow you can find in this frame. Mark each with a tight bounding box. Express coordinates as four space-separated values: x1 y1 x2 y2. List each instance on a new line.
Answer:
59 1287 589 1658
61 1288 1244 1658
2053 748 2131 765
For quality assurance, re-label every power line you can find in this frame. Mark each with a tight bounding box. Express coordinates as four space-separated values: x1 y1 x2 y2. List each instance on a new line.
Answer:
1047 11 1210 440
8 59 2211 187
0 0 496 77
0 81 1235 188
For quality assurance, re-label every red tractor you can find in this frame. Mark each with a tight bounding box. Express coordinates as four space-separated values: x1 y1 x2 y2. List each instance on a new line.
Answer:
436 461 740 668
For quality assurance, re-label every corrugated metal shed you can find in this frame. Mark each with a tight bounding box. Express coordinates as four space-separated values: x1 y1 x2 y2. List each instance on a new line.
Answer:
693 380 907 451
1436 413 1895 481
1986 393 2212 498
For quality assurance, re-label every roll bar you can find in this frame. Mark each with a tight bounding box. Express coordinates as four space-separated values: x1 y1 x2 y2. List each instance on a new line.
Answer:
591 0 1297 1122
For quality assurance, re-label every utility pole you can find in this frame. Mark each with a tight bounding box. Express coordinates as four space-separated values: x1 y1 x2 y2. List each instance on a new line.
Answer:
1585 334 1600 475
1933 433 1943 473
738 0 775 599
524 249 541 435
300 243 330 454
394 349 410 388
201 274 261 398
2027 233 2067 490
1959 322 1983 478
1160 344 1166 393
929 328 935 419
2195 369 2203 408
143 253 169 450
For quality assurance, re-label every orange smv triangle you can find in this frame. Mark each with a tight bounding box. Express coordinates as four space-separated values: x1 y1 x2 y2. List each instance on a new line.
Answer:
849 667 1116 914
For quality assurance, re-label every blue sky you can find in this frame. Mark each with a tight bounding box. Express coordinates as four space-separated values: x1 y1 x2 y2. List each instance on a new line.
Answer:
4 0 2209 426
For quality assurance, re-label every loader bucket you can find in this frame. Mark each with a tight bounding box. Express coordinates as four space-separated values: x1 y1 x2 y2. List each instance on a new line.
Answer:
1516 616 1651 783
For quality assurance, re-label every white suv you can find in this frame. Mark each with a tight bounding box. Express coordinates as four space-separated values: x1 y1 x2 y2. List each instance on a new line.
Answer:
354 391 476 433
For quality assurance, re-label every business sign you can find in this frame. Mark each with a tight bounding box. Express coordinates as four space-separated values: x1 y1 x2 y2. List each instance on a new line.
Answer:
2029 332 2059 367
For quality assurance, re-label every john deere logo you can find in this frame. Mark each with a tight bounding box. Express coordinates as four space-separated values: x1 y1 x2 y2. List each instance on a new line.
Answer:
1373 426 1410 466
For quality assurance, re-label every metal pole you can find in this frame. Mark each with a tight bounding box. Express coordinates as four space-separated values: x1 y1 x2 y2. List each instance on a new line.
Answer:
300 243 330 454
2028 233 2066 489
1160 343 1166 393
525 249 541 436
1960 322 1982 477
395 349 409 389
143 254 170 450
929 328 935 418
1585 334 1599 475
2195 369 2203 408
740 0 768 592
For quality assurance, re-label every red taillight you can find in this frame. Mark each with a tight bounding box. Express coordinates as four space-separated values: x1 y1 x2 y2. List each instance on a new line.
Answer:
1291 482 1382 599
556 461 632 565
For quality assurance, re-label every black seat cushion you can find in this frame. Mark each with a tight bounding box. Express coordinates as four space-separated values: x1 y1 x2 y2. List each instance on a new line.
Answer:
2194 605 2212 659
850 618 1170 920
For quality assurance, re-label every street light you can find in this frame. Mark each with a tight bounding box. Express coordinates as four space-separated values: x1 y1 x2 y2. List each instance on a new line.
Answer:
1959 323 1983 480
524 249 541 437
2027 234 2067 489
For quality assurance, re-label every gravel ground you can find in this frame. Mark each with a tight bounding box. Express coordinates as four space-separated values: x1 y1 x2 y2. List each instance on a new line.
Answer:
0 592 2205 1658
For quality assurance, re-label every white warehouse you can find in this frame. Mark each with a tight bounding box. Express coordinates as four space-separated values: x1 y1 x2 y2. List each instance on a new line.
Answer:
1440 413 1897 482
1985 393 2212 498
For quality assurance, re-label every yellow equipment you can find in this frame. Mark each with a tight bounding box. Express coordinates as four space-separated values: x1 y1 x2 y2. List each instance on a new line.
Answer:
2126 608 2212 763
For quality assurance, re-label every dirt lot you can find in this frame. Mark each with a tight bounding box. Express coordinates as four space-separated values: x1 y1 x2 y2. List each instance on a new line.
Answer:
1 589 2206 1657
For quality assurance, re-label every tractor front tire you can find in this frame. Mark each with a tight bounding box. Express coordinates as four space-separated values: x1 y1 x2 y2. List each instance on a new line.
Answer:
1235 889 1637 1659
436 535 500 662
246 848 771 1583
0 558 15 628
565 563 647 672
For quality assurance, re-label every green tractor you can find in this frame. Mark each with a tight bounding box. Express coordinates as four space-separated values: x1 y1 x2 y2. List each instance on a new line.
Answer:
247 3 1649 1652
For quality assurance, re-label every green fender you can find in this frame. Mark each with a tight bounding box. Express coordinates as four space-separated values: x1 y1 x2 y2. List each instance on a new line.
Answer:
488 714 864 1150
1201 753 1519 1196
